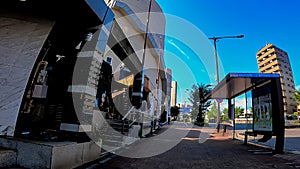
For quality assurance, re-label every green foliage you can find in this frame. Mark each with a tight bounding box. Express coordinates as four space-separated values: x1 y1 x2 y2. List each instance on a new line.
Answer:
170 106 180 121
187 85 200 111
198 83 212 112
207 101 218 120
160 110 167 123
223 108 228 115
222 107 245 118
221 115 229 121
235 107 244 118
195 113 205 126
294 89 300 104
187 83 212 126
190 110 198 120
221 108 229 121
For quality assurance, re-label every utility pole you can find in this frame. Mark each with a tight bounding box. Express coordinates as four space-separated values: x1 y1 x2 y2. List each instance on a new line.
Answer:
208 34 244 133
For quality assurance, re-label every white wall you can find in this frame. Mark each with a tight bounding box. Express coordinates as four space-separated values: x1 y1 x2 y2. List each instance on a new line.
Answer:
0 15 53 136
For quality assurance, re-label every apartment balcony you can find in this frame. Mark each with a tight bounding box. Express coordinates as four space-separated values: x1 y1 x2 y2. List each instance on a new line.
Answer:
258 55 278 68
259 60 279 72
257 48 275 62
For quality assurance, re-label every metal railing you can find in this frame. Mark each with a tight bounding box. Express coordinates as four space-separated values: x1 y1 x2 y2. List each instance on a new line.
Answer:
121 102 154 134
122 106 139 133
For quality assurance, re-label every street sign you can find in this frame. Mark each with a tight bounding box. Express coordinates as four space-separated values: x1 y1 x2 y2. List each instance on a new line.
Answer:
216 98 223 103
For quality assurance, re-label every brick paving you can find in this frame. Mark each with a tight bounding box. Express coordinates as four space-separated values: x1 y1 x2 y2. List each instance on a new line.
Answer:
234 128 300 154
77 122 300 169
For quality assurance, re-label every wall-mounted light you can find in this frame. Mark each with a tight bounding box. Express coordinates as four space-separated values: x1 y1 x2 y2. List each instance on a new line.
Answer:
75 41 82 50
56 54 65 62
85 33 93 41
119 63 125 69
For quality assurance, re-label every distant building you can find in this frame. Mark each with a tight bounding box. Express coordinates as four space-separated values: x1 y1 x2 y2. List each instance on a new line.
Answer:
171 81 177 107
165 68 172 112
256 44 297 114
104 0 167 135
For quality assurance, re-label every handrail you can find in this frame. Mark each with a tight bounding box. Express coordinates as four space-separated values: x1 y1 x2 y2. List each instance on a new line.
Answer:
122 106 139 133
121 103 152 134
122 106 135 121
128 119 137 127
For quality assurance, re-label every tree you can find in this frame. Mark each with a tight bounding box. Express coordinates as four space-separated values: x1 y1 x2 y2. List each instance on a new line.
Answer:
294 89 300 104
160 110 167 123
197 83 212 126
222 108 229 121
190 110 198 121
187 85 200 112
207 101 218 120
170 106 180 121
249 107 253 114
223 108 228 115
235 107 244 118
187 83 212 126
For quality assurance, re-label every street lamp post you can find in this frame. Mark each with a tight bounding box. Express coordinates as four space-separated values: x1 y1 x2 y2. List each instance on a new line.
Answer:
208 34 244 133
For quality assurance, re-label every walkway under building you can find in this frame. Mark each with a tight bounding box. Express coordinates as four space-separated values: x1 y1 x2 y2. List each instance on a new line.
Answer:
75 122 300 169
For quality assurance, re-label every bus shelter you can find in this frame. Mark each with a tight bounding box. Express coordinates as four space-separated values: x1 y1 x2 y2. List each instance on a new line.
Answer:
206 73 285 154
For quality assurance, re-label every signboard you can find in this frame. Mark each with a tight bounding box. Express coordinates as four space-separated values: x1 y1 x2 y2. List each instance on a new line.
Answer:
252 84 273 132
216 98 223 103
106 0 116 8
106 57 112 65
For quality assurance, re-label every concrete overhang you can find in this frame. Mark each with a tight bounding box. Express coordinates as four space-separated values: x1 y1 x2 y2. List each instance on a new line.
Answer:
113 1 165 59
206 73 280 99
108 20 142 74
1 0 107 27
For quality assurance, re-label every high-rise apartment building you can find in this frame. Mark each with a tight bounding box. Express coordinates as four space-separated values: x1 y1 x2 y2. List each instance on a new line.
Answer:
256 44 297 114
171 81 178 107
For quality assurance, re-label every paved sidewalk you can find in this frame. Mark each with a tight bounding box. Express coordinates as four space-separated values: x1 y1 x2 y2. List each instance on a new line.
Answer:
233 128 300 152
77 122 300 169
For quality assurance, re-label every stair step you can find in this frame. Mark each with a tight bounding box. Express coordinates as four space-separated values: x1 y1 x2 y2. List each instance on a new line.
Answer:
0 148 17 167
102 139 123 147
101 145 122 154
105 119 130 132
102 134 123 140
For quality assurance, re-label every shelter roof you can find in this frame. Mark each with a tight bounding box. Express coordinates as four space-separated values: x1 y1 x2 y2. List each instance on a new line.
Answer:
207 73 280 99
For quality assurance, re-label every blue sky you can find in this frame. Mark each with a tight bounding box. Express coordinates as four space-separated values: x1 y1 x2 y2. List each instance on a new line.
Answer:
157 0 300 104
